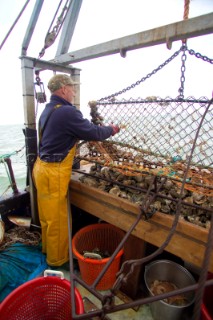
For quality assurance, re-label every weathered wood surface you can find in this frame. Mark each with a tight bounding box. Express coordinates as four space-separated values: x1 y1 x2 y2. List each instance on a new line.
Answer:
69 177 212 272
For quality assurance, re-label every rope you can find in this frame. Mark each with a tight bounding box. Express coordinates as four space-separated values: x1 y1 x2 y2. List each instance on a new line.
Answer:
0 0 31 50
0 226 41 251
182 0 190 44
183 0 190 20
0 185 12 197
0 146 25 162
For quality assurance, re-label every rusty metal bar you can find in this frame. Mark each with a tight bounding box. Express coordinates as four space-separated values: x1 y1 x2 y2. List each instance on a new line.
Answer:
4 158 19 194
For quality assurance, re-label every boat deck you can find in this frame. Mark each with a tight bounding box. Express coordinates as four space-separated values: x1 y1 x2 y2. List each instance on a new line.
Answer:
53 265 193 320
61 267 154 320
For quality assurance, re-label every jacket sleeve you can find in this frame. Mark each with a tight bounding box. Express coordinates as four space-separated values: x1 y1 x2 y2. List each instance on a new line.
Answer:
66 106 113 141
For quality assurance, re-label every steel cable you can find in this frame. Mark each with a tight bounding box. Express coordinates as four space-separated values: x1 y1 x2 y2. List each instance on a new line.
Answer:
0 0 30 50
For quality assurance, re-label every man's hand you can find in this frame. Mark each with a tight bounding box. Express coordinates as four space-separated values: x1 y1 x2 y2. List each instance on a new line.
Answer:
110 124 120 136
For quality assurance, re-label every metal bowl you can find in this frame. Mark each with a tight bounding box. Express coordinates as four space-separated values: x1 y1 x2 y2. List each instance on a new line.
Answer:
144 259 196 320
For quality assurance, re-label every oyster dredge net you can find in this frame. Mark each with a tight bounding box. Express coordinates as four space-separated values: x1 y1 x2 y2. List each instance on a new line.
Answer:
74 45 213 229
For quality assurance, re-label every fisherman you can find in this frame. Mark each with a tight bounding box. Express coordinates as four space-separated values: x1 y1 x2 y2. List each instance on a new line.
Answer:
33 74 120 269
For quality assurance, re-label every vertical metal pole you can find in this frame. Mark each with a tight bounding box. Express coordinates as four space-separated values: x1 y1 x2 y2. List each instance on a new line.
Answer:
55 0 83 56
71 67 81 110
21 0 44 56
21 57 36 129
71 67 81 169
20 56 39 225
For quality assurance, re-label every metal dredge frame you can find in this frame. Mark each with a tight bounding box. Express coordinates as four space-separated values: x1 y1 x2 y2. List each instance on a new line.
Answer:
70 46 213 320
70 99 213 319
76 46 213 197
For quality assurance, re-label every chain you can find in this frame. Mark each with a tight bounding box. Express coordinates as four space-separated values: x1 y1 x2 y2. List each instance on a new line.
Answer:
178 45 187 99
98 45 212 103
38 0 70 58
177 46 213 98
187 48 213 64
34 72 46 105
98 46 184 102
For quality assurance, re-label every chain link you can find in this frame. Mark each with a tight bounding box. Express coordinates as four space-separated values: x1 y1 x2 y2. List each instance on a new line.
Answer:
187 48 213 64
178 46 213 98
178 45 187 99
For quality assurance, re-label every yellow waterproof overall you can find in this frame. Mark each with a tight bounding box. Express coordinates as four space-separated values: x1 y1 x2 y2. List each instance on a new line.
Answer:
33 146 76 266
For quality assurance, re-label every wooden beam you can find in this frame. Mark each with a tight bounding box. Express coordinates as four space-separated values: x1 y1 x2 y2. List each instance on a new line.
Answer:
54 13 213 65
69 179 212 272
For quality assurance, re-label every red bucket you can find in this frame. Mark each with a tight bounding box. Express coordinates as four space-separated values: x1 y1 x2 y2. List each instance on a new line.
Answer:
0 270 84 319
72 223 124 290
201 273 213 320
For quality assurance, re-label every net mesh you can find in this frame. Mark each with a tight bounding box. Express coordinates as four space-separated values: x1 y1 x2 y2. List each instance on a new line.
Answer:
76 96 213 196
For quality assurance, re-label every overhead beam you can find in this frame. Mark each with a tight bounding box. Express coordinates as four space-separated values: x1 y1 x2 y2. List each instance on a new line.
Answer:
22 56 76 73
52 12 213 65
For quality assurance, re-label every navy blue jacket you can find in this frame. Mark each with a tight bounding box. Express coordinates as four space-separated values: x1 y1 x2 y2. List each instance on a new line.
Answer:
39 95 113 162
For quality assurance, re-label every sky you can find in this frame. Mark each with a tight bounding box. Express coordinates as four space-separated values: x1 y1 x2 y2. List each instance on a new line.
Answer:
0 0 212 125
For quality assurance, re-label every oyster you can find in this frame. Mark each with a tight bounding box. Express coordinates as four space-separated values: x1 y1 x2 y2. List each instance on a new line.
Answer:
109 186 121 196
161 204 171 214
131 193 144 203
120 191 132 201
184 196 194 205
164 180 175 191
78 156 213 228
97 185 107 191
116 173 126 182
192 193 206 205
134 175 144 183
81 177 98 188
123 179 136 186
101 167 112 179
150 201 162 212
136 182 147 189
169 186 188 198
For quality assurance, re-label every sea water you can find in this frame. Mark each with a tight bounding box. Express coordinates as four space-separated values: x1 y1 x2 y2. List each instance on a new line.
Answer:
0 124 27 197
